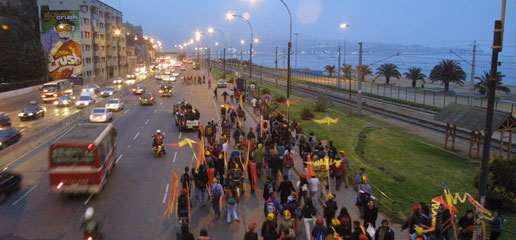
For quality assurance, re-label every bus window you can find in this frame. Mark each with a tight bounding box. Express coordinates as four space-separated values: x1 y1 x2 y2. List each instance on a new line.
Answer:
51 147 94 164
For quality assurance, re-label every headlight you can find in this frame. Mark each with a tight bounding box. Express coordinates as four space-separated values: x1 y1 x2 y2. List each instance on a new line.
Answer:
41 95 45 98
75 102 80 105
0 142 2 146
18 113 23 117
109 92 113 95
89 115 93 119
54 101 58 105
82 89 86 92
28 113 33 116
159 90 163 93
63 100 68 104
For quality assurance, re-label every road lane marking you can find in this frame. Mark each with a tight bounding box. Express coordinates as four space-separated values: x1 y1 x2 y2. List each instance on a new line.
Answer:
116 154 123 164
124 109 130 114
84 194 94 205
162 183 170 203
173 151 177 163
51 125 76 144
145 119 150 125
133 132 140 140
113 119 118 124
160 102 163 106
153 109 158 114
178 132 182 139
11 185 38 206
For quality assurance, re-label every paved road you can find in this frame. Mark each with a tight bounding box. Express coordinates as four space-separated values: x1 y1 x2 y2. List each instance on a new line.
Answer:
0 67 270 240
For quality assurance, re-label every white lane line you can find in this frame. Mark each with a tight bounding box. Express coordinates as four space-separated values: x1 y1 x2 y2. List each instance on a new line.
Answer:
133 132 140 140
145 118 150 125
84 194 94 205
116 154 123 164
124 109 130 114
51 126 75 144
134 102 137 106
178 132 182 139
11 185 38 206
162 183 170 203
212 100 220 120
153 109 158 114
173 151 177 163
160 102 163 106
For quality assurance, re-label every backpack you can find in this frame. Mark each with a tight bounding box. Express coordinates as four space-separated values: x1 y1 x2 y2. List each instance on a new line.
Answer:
181 174 190 188
263 182 274 199
206 126 213 135
284 156 292 168
178 195 188 209
266 199 276 215
213 184 222 200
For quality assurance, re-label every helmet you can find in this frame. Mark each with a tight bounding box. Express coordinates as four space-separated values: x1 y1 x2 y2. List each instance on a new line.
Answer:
332 218 341 226
213 178 218 183
328 193 335 200
362 176 369 184
218 154 223 159
284 210 291 220
316 216 323 225
235 164 239 169
283 124 287 128
267 213 275 221
205 151 210 156
339 150 347 156
84 207 94 220
156 129 161 134
258 144 263 149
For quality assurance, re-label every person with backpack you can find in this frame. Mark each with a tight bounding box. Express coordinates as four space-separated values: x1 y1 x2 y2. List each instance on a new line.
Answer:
264 192 282 220
278 210 295 239
262 213 279 240
193 165 210 208
283 195 300 233
297 173 310 205
210 177 224 219
374 219 395 240
489 210 503 240
244 222 259 240
225 185 240 223
278 175 295 205
324 193 338 228
299 197 317 240
338 151 350 189
351 220 372 240
312 216 329 240
338 207 353 238
178 189 190 226
263 176 276 200
181 166 192 197
283 151 294 180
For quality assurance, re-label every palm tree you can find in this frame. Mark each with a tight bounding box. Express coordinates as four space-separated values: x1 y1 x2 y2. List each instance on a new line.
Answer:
325 65 336 77
341 64 353 80
375 63 401 84
353 65 372 82
474 71 510 95
404 67 426 87
429 59 466 92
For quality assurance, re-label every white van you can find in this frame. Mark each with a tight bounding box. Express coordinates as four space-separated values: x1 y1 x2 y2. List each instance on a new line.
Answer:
75 92 96 108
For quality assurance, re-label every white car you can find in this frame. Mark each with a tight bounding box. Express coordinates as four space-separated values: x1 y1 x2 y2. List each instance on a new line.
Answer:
172 72 180 77
155 73 163 80
82 84 100 93
217 80 227 88
100 86 116 97
105 98 124 111
113 77 124 84
89 107 113 123
75 93 96 108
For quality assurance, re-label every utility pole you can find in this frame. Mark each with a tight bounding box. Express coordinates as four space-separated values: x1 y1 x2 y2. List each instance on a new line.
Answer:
282 48 286 77
294 33 299 69
240 49 243 78
469 41 477 106
357 42 363 115
275 47 278 87
337 46 341 88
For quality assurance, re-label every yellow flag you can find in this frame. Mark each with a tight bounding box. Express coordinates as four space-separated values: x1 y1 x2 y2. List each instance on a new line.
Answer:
313 116 339 125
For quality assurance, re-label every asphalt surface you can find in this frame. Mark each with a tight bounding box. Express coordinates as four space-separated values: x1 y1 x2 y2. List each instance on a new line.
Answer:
0 67 268 240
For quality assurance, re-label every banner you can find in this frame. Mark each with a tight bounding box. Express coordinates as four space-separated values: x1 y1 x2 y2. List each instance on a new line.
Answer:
40 10 83 85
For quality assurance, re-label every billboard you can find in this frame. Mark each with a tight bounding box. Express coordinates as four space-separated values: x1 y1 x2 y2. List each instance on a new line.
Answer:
40 10 83 85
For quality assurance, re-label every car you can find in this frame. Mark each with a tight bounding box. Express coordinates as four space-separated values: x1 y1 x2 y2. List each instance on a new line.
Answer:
82 84 100 93
132 85 145 95
139 93 155 105
164 70 171 75
155 73 163 80
100 86 116 97
105 98 124 111
53 95 76 107
193 63 200 70
163 75 176 82
75 92 96 108
89 107 113 123
18 101 46 120
0 170 22 204
172 72 180 77
0 112 11 126
113 77 124 85
217 80 227 88
0 127 21 151
159 83 173 97
127 72 136 79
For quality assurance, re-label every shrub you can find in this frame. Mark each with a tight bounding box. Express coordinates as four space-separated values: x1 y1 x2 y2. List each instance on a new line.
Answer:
299 105 315 120
473 156 516 212
313 94 334 112
274 95 286 103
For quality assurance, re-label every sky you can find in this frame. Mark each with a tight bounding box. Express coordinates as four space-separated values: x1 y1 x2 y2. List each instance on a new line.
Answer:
102 0 516 52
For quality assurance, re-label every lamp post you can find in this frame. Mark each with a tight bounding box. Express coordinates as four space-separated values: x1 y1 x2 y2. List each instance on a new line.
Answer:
208 27 227 78
340 23 351 115
227 13 253 80
278 0 292 121
113 28 122 77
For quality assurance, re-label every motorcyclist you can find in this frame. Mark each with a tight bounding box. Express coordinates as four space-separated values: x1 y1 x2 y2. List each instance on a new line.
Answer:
80 207 104 240
152 129 166 154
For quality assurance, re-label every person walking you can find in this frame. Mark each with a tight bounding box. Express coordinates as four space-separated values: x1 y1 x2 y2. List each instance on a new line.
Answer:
323 193 338 228
264 192 282 220
277 175 295 205
299 197 317 240
262 213 279 240
309 173 321 209
254 143 265 177
225 186 240 223
197 229 210 240
489 210 503 240
222 90 229 103
210 177 224 219
363 200 379 230
213 87 218 100
177 224 195 240
351 220 372 240
278 210 295 239
338 207 353 238
297 173 310 205
339 150 350 188
374 219 395 240
312 216 329 240
193 165 209 208
244 222 259 240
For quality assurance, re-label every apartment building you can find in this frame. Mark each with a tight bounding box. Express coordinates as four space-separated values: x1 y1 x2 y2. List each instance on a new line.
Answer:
37 0 127 84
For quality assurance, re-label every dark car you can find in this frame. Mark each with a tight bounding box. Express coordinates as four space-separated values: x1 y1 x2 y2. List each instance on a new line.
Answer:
159 83 172 97
54 95 76 107
139 93 155 105
0 127 21 150
0 112 11 126
132 85 145 95
0 170 22 204
18 102 46 120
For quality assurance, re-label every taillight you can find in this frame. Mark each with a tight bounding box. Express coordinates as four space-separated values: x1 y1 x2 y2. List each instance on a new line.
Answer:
87 237 93 240
57 182 63 189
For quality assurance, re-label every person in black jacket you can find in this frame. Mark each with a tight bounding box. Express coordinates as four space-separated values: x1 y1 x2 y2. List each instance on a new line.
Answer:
363 200 378 229
176 224 194 240
323 193 338 228
338 207 353 238
374 219 395 240
458 210 475 240
244 222 259 240
277 175 295 205
262 213 278 240
402 205 423 235
192 164 209 208
299 197 317 240
351 220 372 240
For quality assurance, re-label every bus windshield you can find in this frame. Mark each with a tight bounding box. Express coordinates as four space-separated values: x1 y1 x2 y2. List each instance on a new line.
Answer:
51 147 95 165
42 85 58 92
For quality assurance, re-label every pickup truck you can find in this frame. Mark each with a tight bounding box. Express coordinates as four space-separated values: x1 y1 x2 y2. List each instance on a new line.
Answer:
173 104 199 131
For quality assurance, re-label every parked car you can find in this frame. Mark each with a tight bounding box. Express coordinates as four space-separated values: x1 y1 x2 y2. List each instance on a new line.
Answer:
105 98 124 111
0 127 21 150
18 101 46 120
0 170 22 204
53 95 76 107
89 107 113 123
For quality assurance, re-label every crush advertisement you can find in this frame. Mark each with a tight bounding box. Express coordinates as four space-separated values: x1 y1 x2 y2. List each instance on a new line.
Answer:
41 10 83 85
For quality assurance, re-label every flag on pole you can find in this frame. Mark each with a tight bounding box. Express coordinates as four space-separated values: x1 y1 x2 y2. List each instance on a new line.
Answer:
164 138 198 155
271 97 301 106
164 170 178 218
312 116 339 125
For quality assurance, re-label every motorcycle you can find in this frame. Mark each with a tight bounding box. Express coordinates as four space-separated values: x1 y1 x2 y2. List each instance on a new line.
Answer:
82 221 104 240
154 144 164 157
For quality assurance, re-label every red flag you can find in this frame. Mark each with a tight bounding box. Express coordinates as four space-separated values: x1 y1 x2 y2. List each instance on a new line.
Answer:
250 161 257 189
164 170 178 218
307 154 314 178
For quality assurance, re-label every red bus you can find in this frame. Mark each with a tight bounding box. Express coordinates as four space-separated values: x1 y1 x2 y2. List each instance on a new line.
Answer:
49 123 117 194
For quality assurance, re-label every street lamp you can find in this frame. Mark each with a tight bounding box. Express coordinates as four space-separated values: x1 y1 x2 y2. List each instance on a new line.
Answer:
278 0 293 121
227 12 254 80
113 28 122 77
208 27 227 78
254 38 260 44
340 23 351 115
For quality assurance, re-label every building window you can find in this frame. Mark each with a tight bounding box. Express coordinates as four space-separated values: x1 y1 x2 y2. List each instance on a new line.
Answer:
85 58 91 64
80 5 88 13
99 22 104 28
101 57 106 62
101 46 105 51
83 18 90 25
84 32 90 38
85 45 91 51
100 34 104 40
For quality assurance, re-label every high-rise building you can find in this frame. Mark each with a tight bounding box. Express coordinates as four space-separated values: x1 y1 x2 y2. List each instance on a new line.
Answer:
37 0 127 84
